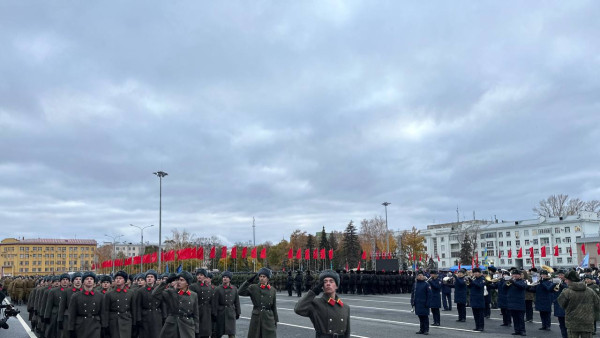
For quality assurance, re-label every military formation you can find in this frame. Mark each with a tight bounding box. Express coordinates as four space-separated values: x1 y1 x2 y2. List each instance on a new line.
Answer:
0 268 351 338
410 265 600 337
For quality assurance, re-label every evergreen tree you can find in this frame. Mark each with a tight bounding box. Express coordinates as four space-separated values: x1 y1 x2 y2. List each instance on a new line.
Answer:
343 220 360 269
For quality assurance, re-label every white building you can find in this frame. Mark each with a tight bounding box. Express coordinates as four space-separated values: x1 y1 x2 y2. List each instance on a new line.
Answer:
103 242 156 257
422 211 600 269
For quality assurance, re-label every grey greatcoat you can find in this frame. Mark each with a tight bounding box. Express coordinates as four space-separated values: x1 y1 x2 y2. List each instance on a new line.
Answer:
239 282 278 338
188 282 214 337
67 290 104 338
58 287 82 338
134 286 163 338
212 285 241 337
294 290 350 338
44 287 66 338
152 283 199 338
102 288 134 338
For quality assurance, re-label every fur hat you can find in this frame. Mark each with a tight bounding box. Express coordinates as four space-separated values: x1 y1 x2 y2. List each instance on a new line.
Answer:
71 272 82 282
114 270 128 281
511 269 522 275
430 270 438 275
221 271 233 280
319 269 340 286
145 269 158 280
195 268 207 277
540 270 549 276
257 267 272 279
458 269 467 274
177 271 194 285
59 273 71 281
100 275 112 283
82 271 97 283
472 267 481 273
565 270 580 282
135 274 145 281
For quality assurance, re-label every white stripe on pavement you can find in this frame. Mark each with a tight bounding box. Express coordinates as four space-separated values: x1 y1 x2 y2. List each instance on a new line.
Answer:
238 316 370 338
16 314 37 338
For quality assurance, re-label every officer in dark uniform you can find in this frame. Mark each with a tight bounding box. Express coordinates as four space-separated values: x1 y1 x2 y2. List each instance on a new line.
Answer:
295 270 350 338
188 269 213 338
428 270 442 326
341 270 349 294
212 271 240 338
286 271 293 297
305 270 314 292
498 270 512 327
453 269 467 322
349 270 356 294
102 270 134 338
411 270 432 335
535 269 555 331
134 269 162 338
239 267 278 338
507 269 527 336
468 267 486 332
99 275 112 294
441 272 453 311
294 271 303 297
44 274 69 338
553 269 568 338
67 272 104 338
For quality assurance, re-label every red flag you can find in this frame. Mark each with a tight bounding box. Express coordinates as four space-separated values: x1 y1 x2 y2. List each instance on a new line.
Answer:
582 243 586 255
305 249 310 260
328 249 333 260
597 243 600 255
210 246 216 259
296 248 301 260
151 252 157 263
361 251 367 260
114 259 122 267
260 247 266 259
133 256 141 265
541 246 546 258
143 254 151 264
313 248 318 259
458 261 461 270
376 251 380 260
345 262 349 271
475 252 479 267
517 247 523 258
554 245 559 257
242 247 247 258
508 249 512 258
189 247 197 260
569 245 572 257
176 249 185 260
419 255 422 262
437 254 440 262
529 247 534 258
125 257 132 266
231 247 237 259
357 260 361 271
91 263 96 270
197 247 204 259
471 256 474 269
288 248 293 259
320 248 325 259
166 250 175 262
498 250 502 259
251 247 257 259
221 246 227 259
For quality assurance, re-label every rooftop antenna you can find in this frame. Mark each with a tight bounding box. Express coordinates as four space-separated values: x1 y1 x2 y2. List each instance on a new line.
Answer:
252 217 256 247
473 211 476 221
456 206 460 223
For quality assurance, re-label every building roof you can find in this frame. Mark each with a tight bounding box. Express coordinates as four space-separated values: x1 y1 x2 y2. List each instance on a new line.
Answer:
0 238 97 245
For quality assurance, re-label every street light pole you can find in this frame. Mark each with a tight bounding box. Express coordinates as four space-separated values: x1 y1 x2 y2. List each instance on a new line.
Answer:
153 171 168 272
130 224 154 273
105 234 123 275
382 202 391 254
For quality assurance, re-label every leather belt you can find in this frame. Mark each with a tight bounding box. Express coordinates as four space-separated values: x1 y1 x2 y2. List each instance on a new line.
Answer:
315 333 343 338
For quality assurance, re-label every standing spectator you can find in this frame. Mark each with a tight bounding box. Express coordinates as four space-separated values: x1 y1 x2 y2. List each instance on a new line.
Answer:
558 270 600 338
427 270 442 326
411 271 432 335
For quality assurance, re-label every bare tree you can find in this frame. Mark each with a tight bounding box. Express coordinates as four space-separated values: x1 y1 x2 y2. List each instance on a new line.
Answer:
533 194 570 217
584 200 600 213
566 198 585 216
164 228 196 250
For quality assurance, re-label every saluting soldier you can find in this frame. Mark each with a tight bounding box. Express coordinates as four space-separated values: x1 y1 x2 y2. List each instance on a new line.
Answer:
152 271 199 338
134 269 162 338
188 268 213 338
68 272 104 338
213 271 241 338
411 270 432 335
102 270 135 338
295 269 350 338
239 267 278 338
44 273 69 338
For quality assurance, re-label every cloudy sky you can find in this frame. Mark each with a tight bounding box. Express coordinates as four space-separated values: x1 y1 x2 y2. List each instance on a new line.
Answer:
1 1 599 247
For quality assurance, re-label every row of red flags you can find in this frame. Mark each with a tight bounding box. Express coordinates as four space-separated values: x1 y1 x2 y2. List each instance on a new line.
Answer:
500 245 575 259
95 246 268 269
286 249 395 261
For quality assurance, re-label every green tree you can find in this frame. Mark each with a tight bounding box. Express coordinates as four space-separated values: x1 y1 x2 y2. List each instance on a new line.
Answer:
343 220 360 269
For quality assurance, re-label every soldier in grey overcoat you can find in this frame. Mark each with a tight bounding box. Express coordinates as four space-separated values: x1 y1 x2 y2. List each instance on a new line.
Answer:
134 269 162 338
213 271 241 338
102 270 134 338
189 268 214 338
152 271 199 338
44 274 69 338
239 268 278 338
67 272 104 338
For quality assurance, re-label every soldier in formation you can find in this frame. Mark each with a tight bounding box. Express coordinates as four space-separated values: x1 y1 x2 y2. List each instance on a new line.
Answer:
239 267 278 338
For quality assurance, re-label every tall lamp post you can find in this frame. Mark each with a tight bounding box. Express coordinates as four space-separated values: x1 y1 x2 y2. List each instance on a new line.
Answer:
382 202 391 254
105 234 123 275
153 170 168 272
130 224 154 273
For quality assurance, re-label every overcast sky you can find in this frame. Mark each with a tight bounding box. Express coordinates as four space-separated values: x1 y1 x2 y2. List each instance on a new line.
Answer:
1 1 599 247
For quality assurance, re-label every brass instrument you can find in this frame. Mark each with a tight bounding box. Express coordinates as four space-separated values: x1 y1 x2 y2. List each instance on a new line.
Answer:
541 265 555 274
554 283 561 292
485 275 500 283
465 276 471 286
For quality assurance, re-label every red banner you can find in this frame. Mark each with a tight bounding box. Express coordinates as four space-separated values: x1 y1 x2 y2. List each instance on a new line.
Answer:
541 246 546 258
328 249 333 260
517 247 523 258
554 245 559 257
134 256 141 265
288 248 293 259
304 249 310 260
143 254 151 264
569 245 572 257
125 257 132 266
529 247 534 258
251 247 257 259
231 247 237 259
320 248 325 259
164 250 175 262
221 246 227 259
242 247 247 259
582 243 586 255
508 249 512 258
114 259 122 267
210 246 216 259
151 252 157 263
260 247 266 259
296 248 301 260
361 251 367 260
313 248 318 259
197 247 204 260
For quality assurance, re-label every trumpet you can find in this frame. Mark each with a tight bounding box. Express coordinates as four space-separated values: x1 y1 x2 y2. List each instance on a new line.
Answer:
485 275 500 283
465 276 471 286
553 283 561 292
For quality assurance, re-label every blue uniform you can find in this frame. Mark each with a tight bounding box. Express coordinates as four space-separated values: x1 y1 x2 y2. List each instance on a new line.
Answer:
441 279 453 310
411 279 432 334
428 277 442 325
535 279 555 329
468 276 486 331
497 279 512 325
553 282 568 338
507 278 527 335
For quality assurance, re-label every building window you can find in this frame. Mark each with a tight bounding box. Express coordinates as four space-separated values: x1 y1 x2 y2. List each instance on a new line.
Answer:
486 241 494 248
499 241 504 247
498 232 503 238
525 240 530 246
539 228 551 234
541 238 550 245
567 257 572 263
534 249 539 255
508 259 513 264
481 243 486 248
556 238 561 244
564 237 571 243
524 230 529 236
442 253 446 258
516 240 520 246
555 227 561 234
565 227 571 233
507 241 512 246
514 231 519 237
441 237 444 242
557 257 563 263
501 259 505 264
533 239 539 245
526 259 531 264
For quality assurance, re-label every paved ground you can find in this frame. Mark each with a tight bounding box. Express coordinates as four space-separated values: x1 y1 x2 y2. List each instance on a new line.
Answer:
2 292 565 337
